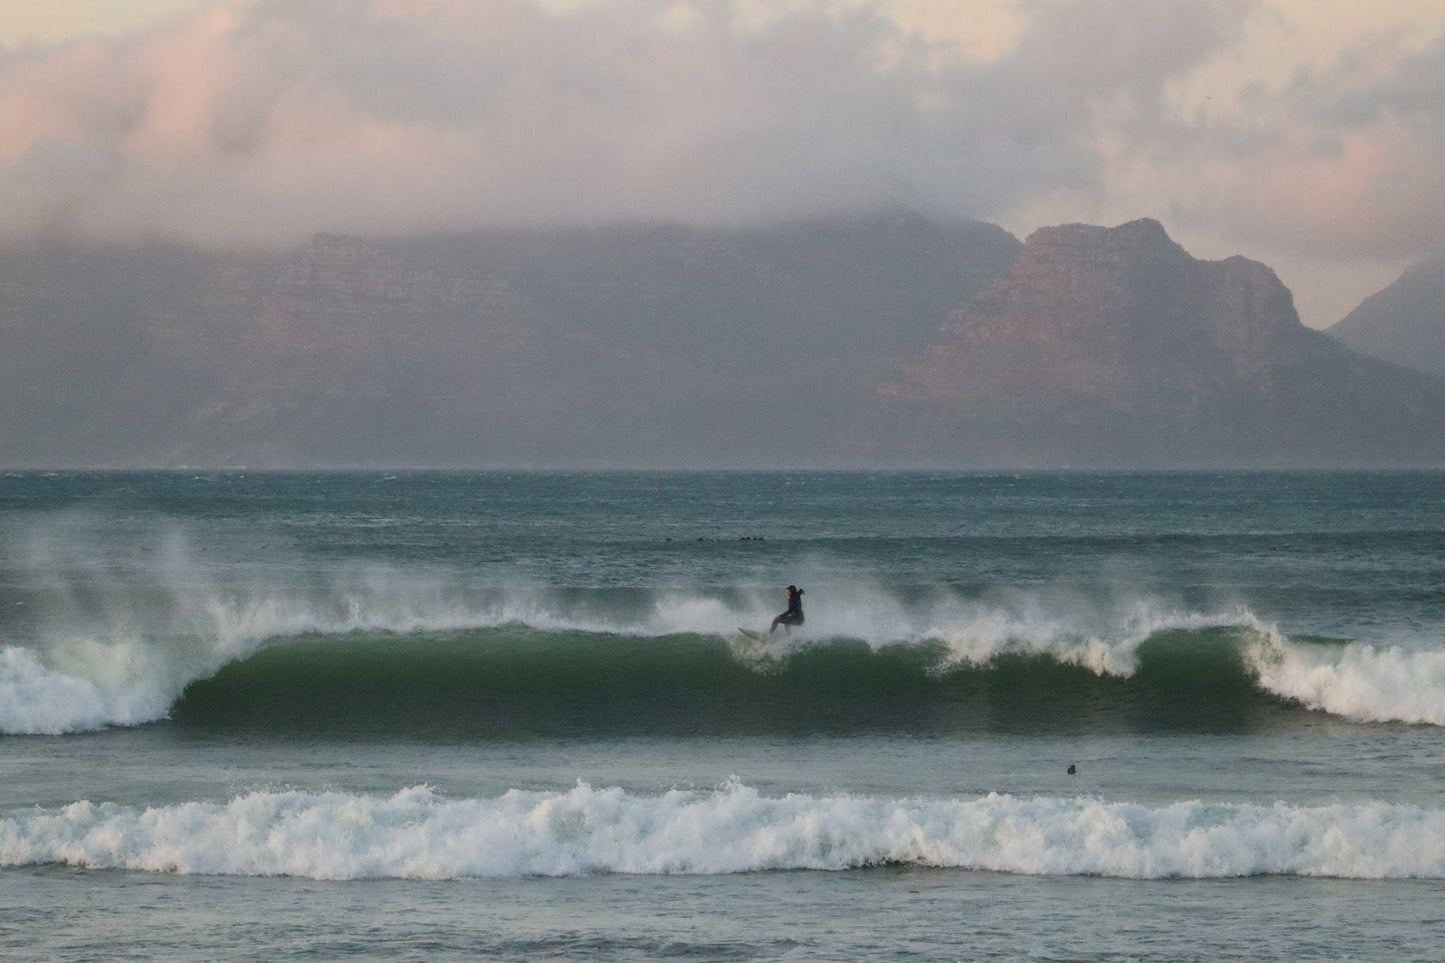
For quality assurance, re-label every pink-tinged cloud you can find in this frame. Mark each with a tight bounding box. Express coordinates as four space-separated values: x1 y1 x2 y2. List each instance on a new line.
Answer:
1129 26 1445 264
0 0 1244 247
1 0 1440 301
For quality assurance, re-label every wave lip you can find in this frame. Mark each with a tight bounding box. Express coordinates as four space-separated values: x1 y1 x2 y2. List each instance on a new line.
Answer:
4 782 1445 880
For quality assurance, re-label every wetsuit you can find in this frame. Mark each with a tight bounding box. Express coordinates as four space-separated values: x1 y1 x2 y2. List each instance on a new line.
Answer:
770 588 805 634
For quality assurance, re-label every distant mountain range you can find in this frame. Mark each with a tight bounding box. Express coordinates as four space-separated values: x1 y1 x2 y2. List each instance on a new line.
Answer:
1 214 1441 467
0 214 1018 466
1326 255 1445 380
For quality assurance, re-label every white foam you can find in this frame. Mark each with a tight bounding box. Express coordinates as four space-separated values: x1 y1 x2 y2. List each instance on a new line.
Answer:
4 781 1444 880
1244 623 1445 726
0 641 183 735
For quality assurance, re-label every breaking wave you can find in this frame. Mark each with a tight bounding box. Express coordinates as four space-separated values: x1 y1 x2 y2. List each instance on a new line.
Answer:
2 529 1443 735
4 587 1445 735
4 780 1445 880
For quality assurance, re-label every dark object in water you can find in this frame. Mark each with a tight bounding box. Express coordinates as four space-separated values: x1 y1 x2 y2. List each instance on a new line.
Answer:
1067 764 1077 775
770 585 805 635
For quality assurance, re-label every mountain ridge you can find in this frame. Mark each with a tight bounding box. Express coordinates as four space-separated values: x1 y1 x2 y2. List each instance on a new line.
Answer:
2 215 1442 467
1326 254 1445 380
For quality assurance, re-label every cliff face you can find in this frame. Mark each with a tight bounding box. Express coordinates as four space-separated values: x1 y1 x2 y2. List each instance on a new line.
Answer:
913 220 1301 406
884 219 1445 465
1327 255 1445 379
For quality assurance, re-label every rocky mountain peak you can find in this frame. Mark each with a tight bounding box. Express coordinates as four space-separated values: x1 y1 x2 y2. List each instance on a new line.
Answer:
886 218 1445 465
1024 216 1181 253
944 218 1299 352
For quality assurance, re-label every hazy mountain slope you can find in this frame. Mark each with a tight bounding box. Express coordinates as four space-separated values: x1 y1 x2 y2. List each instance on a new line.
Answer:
0 214 1020 466
1326 256 1445 379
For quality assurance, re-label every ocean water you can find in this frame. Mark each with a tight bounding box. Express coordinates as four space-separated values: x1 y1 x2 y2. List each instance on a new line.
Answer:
2 469 1443 960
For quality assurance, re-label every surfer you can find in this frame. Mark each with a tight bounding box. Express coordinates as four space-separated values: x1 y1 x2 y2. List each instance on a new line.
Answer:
769 585 805 635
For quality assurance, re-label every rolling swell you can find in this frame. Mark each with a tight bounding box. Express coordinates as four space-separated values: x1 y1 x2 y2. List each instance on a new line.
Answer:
171 625 1316 737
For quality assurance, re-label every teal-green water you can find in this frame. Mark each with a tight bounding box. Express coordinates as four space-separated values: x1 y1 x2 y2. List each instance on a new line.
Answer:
2 471 1443 959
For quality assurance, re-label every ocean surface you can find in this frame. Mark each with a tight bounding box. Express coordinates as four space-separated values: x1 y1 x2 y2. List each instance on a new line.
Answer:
2 469 1443 960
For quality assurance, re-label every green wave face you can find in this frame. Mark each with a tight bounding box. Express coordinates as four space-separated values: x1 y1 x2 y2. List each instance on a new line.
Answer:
171 625 1323 739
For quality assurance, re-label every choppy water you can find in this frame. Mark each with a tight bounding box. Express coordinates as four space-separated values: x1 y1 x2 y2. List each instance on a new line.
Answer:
2 470 1442 959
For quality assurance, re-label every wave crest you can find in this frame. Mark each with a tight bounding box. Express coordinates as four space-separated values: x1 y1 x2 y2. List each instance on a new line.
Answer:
4 567 1445 734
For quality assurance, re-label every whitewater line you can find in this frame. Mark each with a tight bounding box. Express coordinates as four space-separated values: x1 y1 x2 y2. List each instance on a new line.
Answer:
4 782 1444 880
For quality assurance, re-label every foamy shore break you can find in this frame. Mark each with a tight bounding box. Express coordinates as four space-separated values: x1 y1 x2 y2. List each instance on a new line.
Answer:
4 782 1444 880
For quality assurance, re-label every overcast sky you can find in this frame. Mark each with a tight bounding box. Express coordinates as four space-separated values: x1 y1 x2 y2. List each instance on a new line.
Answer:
2 0 1443 326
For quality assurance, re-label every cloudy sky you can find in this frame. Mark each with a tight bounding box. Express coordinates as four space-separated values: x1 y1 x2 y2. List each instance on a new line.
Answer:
2 0 1443 325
